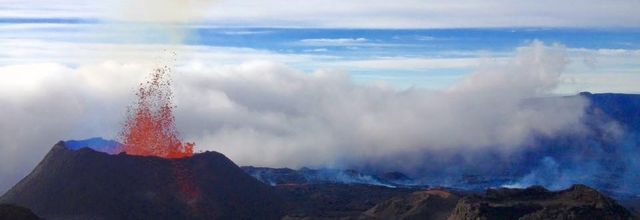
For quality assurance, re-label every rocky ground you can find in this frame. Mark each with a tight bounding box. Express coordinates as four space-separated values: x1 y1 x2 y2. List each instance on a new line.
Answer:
0 204 41 220
281 184 634 220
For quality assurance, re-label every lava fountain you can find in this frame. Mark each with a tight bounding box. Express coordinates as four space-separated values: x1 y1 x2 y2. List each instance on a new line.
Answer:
120 65 194 158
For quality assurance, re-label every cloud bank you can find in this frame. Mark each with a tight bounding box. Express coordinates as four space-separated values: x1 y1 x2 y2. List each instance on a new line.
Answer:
0 42 587 193
175 41 587 170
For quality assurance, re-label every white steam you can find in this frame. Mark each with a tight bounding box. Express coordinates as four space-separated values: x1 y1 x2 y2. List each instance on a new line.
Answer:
174 41 587 169
0 42 587 193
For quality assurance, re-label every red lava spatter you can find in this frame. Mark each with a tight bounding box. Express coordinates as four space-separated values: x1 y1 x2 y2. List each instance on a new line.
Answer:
120 66 194 158
120 65 201 207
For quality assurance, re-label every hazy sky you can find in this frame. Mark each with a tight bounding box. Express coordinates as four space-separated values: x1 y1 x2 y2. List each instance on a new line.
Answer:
0 0 639 193
2 0 640 28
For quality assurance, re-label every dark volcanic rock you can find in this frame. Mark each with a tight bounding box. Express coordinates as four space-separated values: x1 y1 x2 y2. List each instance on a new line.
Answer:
448 184 632 220
0 204 41 220
0 142 284 220
361 189 460 220
356 184 633 220
278 183 416 219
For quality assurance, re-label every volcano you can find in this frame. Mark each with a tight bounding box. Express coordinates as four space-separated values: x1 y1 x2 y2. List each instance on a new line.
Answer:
0 140 284 220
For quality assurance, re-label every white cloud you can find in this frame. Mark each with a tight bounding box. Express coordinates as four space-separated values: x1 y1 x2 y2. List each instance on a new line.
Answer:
304 48 329 53
299 38 369 46
172 42 586 171
334 57 481 70
196 0 640 28
2 0 639 28
0 61 144 193
220 30 274 35
0 39 322 66
0 42 591 194
0 38 637 90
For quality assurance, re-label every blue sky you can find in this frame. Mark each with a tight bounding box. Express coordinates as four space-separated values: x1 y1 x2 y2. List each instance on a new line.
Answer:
0 0 639 92
1 17 640 91
0 0 639 193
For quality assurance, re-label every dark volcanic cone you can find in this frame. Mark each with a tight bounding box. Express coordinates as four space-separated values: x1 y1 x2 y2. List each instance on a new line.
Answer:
0 141 284 220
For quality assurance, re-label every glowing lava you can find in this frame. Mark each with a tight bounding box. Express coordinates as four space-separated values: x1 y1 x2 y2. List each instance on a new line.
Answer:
120 66 194 158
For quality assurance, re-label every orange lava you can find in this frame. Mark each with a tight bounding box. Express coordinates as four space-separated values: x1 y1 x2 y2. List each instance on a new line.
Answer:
120 66 194 158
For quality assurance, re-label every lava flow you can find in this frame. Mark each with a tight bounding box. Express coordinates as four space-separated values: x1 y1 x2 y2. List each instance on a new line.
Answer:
120 65 194 158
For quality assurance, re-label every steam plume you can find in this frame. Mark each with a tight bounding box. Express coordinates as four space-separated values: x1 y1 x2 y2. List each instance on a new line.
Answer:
175 41 587 171
107 0 217 23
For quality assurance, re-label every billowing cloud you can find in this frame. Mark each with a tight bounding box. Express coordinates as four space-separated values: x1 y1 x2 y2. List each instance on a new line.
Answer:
0 42 587 193
175 41 587 170
0 62 143 192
